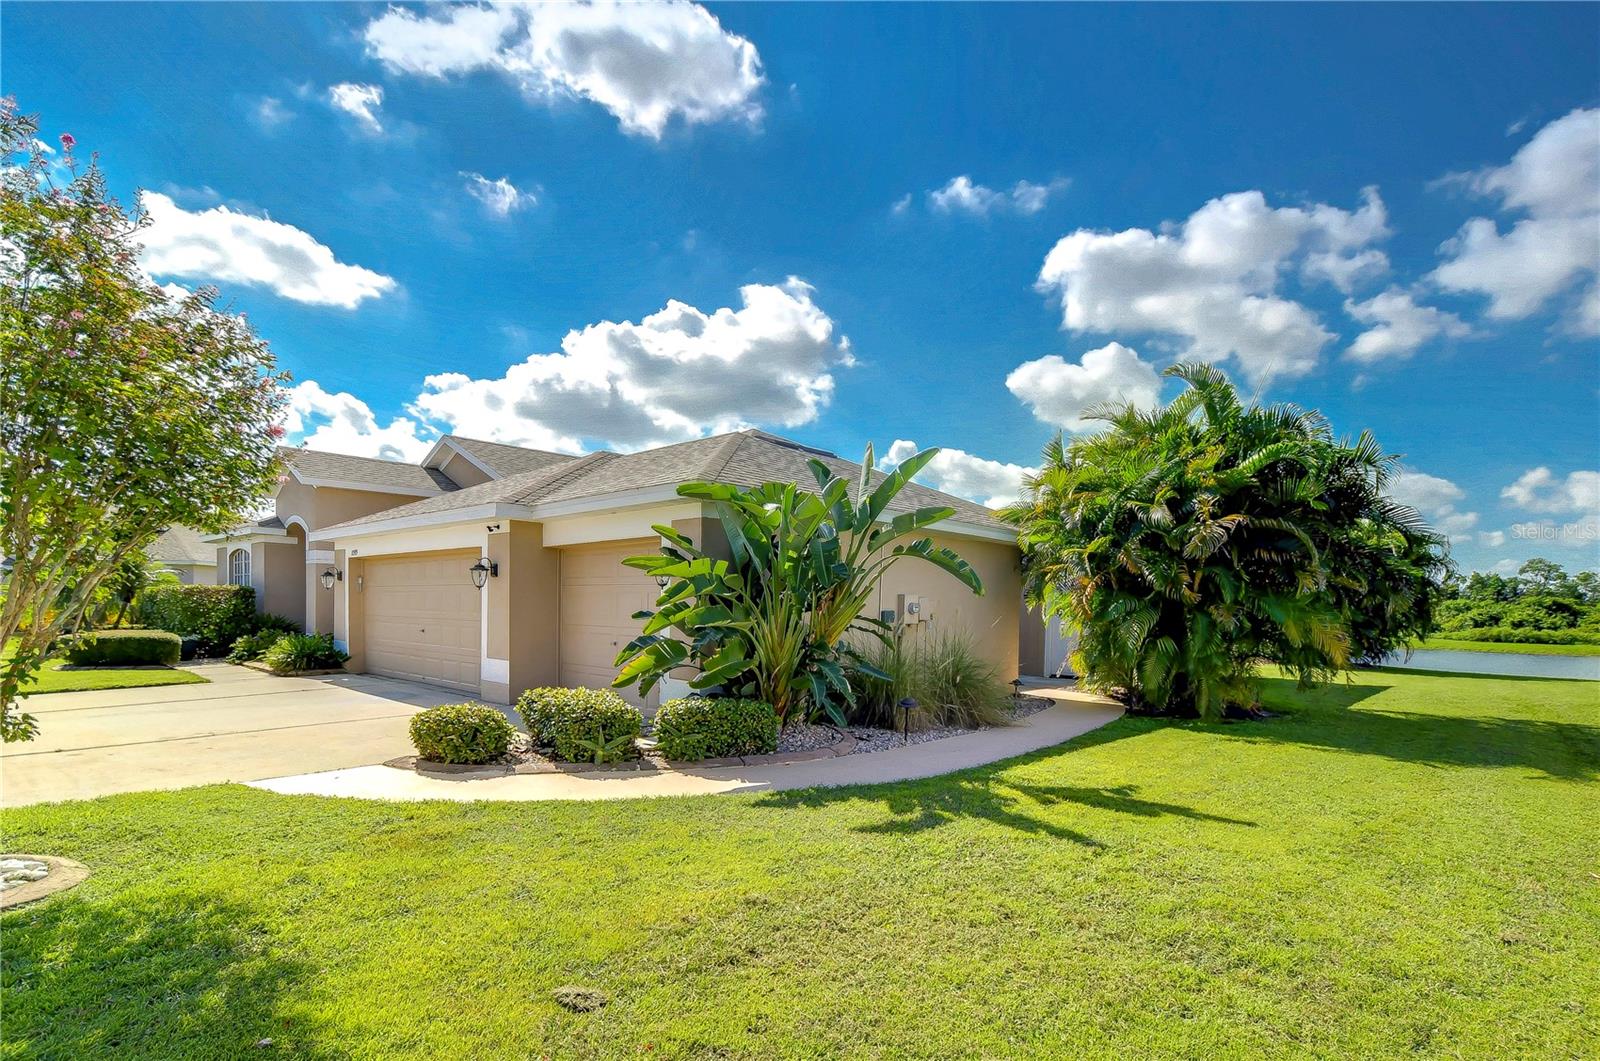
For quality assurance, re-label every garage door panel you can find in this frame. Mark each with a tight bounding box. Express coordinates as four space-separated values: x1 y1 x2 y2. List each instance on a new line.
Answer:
560 539 658 708
362 550 481 694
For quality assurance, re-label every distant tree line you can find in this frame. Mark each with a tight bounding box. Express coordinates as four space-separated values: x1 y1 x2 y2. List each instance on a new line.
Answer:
1436 558 1599 640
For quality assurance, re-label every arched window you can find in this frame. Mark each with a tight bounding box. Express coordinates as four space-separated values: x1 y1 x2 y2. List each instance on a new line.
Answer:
228 548 251 587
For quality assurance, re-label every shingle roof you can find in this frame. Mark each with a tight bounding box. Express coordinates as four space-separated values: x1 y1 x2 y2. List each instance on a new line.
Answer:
316 430 1009 536
148 526 216 566
439 436 577 478
281 447 456 493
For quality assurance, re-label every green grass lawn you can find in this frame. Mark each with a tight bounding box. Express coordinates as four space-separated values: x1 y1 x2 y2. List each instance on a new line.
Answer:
3 670 1597 1059
4 638 208 696
1411 636 1600 657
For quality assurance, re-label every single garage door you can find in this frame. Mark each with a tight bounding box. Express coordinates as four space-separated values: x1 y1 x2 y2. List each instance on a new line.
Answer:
560 538 658 708
363 550 481 694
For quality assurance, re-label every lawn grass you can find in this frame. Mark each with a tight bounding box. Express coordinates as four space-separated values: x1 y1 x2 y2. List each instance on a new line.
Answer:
1410 636 1600 657
3 669 1597 1059
3 639 207 696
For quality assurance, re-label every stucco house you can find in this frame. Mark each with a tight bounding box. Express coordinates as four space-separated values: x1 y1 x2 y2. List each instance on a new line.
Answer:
210 430 1040 706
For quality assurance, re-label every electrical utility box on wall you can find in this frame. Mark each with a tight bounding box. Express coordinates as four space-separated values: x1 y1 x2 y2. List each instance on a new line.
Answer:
897 594 926 624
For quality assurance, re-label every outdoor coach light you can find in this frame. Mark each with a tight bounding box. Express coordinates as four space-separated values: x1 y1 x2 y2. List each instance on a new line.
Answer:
469 558 498 589
655 574 671 588
319 568 341 590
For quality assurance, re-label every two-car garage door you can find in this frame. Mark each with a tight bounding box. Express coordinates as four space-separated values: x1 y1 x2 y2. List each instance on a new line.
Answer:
363 550 481 694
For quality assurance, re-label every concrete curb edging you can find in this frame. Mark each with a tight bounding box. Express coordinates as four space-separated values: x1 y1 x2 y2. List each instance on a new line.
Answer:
248 685 1124 803
384 731 859 778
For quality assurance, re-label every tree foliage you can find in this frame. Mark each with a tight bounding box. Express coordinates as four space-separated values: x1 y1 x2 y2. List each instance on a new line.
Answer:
613 445 983 725
1003 362 1450 719
0 100 286 739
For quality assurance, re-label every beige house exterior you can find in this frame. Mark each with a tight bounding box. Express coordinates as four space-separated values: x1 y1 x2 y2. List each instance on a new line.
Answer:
213 431 1035 706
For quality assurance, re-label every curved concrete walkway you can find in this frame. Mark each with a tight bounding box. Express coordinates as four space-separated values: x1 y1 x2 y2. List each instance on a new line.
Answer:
247 684 1123 803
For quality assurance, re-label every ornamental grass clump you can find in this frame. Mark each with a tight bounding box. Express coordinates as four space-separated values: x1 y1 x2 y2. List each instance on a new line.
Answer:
260 633 348 674
653 697 779 761
409 703 515 765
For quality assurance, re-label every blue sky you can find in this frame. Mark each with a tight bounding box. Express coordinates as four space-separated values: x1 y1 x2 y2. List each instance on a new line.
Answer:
6 2 1598 573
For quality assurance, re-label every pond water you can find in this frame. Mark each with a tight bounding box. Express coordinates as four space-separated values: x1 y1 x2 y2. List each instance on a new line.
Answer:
1378 648 1600 682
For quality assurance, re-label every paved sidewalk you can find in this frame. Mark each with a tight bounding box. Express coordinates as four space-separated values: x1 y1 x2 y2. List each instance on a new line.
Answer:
249 684 1124 803
1 664 466 806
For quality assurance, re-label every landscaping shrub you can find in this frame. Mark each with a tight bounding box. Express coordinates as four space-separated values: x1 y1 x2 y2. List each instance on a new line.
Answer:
850 631 1012 729
227 629 287 663
134 585 259 656
653 697 779 761
260 633 348 673
178 635 200 662
516 687 641 763
62 630 181 667
1431 626 1600 646
409 703 515 765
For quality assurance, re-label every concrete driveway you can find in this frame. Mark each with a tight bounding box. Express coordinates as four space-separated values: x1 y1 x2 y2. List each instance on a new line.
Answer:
1 664 473 807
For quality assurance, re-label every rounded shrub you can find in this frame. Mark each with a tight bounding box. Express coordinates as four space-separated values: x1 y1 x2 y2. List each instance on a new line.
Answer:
409 703 516 764
516 687 642 763
63 630 182 666
653 697 778 761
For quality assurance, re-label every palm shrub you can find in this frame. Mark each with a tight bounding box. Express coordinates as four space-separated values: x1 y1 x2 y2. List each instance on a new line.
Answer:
260 632 348 673
613 446 983 726
1003 362 1449 719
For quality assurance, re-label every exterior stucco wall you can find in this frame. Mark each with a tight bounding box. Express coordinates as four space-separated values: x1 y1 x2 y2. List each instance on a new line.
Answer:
1019 602 1046 677
491 521 561 702
157 563 211 585
256 528 306 627
869 533 1022 683
277 481 419 538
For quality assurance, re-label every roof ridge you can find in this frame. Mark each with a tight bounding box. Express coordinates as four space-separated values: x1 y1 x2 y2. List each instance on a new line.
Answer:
700 431 753 483
511 450 617 504
279 445 423 470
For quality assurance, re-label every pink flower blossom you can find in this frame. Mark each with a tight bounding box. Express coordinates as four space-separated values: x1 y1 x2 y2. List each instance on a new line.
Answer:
59 133 75 149
268 424 286 439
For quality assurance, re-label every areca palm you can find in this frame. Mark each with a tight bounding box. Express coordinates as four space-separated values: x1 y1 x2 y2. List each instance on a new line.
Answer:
1004 362 1448 719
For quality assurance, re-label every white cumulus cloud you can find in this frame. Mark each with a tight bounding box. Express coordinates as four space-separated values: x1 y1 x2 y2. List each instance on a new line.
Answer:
1345 288 1470 362
1431 107 1600 335
410 278 851 452
1501 467 1600 514
927 175 1069 217
1035 187 1390 384
462 172 536 216
283 380 436 463
881 440 1036 509
364 1 764 139
328 83 385 134
1006 341 1164 432
1388 467 1478 543
138 192 395 309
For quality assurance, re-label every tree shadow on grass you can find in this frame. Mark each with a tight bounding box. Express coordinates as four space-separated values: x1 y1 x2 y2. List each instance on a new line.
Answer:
1245 676 1600 781
758 769 1254 844
0 890 334 1059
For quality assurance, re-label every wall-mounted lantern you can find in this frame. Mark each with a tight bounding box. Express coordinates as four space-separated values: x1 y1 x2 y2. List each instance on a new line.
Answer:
319 568 342 590
469 558 499 589
655 574 671 588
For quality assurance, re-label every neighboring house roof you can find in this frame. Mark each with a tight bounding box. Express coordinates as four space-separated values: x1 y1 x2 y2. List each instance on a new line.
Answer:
280 447 458 494
426 435 577 479
200 514 288 544
317 430 1009 536
148 526 217 567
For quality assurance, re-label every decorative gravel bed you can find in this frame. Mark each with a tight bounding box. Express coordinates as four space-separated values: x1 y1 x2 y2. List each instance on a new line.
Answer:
839 693 1053 754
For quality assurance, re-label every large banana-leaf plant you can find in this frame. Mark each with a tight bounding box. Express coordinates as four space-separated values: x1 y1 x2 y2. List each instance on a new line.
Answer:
612 445 983 725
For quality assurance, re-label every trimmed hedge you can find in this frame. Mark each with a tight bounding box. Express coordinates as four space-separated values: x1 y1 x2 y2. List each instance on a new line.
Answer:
516 687 642 763
653 697 778 761
63 630 182 667
1432 626 1600 646
134 585 259 656
409 703 515 764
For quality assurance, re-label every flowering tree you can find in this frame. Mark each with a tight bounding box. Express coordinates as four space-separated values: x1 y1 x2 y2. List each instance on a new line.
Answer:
0 100 287 740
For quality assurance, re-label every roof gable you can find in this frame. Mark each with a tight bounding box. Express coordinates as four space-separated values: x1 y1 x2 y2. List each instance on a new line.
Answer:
279 447 457 495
